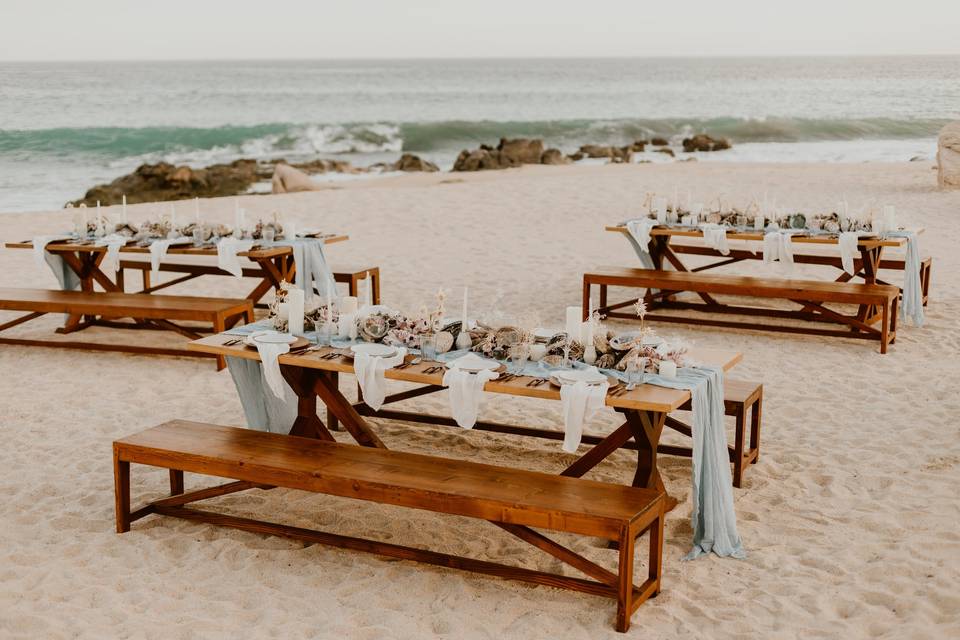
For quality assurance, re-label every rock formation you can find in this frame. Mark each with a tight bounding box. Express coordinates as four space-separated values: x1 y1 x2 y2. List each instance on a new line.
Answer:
937 122 960 189
497 138 544 164
390 153 439 172
651 137 669 147
540 148 570 165
682 134 732 152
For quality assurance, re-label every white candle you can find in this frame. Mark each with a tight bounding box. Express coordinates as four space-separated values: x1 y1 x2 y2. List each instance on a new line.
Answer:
79 204 88 232
691 203 703 225
654 197 667 224
121 195 127 224
340 296 358 315
587 298 595 343
529 344 547 362
287 289 305 336
461 286 468 327
565 306 581 341
658 360 677 379
754 215 765 231
194 197 200 223
277 302 289 321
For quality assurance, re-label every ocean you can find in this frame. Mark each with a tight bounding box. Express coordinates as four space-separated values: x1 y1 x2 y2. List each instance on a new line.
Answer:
1 56 957 213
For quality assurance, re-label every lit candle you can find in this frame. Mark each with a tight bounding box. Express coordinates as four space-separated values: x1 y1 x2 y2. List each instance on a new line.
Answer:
461 286 468 328
565 306 581 341
121 195 127 224
658 360 677 379
287 288 304 336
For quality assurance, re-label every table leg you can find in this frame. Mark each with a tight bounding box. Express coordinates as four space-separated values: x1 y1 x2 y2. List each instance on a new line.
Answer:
857 245 884 324
623 409 676 511
279 365 336 441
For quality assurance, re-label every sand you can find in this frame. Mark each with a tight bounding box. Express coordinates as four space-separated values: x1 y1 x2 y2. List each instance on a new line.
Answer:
0 162 958 639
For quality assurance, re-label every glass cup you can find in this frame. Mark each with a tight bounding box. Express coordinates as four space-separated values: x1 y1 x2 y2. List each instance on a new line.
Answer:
192 226 205 247
509 343 530 374
625 357 647 390
262 227 275 244
735 214 747 229
313 318 335 346
420 333 438 361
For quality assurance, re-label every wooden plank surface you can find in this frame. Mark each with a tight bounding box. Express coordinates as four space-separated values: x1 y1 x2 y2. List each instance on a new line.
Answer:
0 288 250 318
5 234 349 256
604 224 918 248
188 334 742 412
117 420 662 539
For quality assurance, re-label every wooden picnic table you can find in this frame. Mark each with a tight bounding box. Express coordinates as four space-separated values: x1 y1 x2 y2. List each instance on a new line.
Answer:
6 235 347 334
188 333 743 512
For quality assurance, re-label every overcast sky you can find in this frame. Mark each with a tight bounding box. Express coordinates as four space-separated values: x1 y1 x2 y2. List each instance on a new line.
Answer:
1 0 957 61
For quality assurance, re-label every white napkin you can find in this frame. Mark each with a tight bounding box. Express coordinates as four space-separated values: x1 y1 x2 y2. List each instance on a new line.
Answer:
96 233 127 273
354 347 407 411
560 376 610 453
250 331 291 399
626 218 657 254
762 229 799 270
442 354 500 429
838 231 862 275
149 237 188 276
217 238 256 278
700 223 730 255
32 234 72 269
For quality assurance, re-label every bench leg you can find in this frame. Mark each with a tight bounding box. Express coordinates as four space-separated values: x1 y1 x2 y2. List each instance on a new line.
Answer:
327 371 340 432
214 314 227 371
648 509 663 597
880 299 890 354
616 524 636 633
733 406 746 489
169 470 184 496
114 452 130 534
750 394 762 465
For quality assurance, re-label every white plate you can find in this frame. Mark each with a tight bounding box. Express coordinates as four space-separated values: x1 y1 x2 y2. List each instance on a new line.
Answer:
610 333 664 350
445 355 500 373
243 331 296 347
349 343 397 358
551 369 608 386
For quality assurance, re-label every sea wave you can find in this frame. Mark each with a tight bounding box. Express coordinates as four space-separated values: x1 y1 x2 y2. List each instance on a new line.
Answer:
0 117 947 163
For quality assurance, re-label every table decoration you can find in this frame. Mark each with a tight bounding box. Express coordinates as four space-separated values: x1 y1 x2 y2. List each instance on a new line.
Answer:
442 353 501 428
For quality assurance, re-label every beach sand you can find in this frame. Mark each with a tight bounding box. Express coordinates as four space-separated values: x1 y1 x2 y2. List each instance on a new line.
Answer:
1 162 958 639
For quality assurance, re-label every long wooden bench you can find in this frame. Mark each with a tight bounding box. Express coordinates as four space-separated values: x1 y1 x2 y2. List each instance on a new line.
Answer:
584 268 900 353
0 288 253 369
114 420 665 632
118 259 382 305
659 379 762 488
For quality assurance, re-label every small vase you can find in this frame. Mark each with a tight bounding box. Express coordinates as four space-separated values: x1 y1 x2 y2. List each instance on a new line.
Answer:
455 330 472 351
583 344 597 365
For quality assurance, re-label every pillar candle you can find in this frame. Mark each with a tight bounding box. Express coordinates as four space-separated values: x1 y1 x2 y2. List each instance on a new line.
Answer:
461 286 468 327
287 288 304 336
340 296 358 315
121 195 127 224
529 344 547 362
79 203 88 232
565 306 581 340
96 200 102 226
277 302 289 321
654 197 667 224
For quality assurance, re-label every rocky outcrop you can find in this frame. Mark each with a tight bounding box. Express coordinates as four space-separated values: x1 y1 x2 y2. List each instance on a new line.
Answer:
937 122 960 189
651 137 669 147
452 138 549 171
497 138 544 164
654 148 675 158
69 160 261 206
577 144 632 163
682 134 732 152
272 163 325 194
390 153 439 172
540 148 570 165
287 158 360 174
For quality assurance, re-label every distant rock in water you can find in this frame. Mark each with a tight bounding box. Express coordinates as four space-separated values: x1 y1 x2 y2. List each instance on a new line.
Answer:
69 160 261 206
682 134 732 152
540 148 570 165
497 138 544 164
651 137 670 147
389 153 439 172
577 144 632 163
453 138 548 171
937 122 960 189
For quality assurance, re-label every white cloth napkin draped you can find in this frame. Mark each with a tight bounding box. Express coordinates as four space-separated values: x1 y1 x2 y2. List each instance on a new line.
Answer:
837 231 862 275
217 238 256 278
149 238 188 276
32 234 71 269
762 229 800 270
625 218 657 270
354 347 407 411
559 375 610 453
441 354 500 429
699 223 730 255
248 331 291 399
95 234 127 273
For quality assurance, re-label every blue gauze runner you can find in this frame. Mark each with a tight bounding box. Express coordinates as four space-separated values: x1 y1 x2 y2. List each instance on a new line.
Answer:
885 230 924 327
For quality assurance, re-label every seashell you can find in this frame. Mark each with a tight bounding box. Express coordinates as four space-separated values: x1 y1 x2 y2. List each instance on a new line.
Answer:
593 332 610 354
434 331 454 354
545 332 569 354
541 354 565 368
494 326 521 348
616 347 644 371
568 340 584 362
705 212 722 225
358 314 389 342
596 353 616 369
789 213 806 230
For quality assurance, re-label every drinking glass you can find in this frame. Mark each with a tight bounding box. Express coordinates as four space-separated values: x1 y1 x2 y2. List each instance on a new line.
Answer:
625 357 647 390
262 227 276 244
735 214 747 229
420 333 438 361
313 317 335 346
192 226 205 247
509 343 530 374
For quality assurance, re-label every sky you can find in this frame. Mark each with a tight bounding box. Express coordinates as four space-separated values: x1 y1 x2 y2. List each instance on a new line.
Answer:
0 0 958 60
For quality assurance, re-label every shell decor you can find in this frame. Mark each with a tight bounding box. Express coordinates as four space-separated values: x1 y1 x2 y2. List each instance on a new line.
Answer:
596 353 617 369
540 354 565 368
358 314 390 342
593 331 611 354
434 331 454 354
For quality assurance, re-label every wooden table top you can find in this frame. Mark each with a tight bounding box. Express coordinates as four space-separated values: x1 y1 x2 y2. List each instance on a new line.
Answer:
189 334 743 413
5 234 349 258
605 224 919 248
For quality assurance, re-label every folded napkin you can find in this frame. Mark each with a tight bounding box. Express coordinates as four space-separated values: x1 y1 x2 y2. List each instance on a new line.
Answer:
149 237 188 276
559 375 610 453
248 331 292 399
762 229 800 270
441 354 500 429
355 347 407 411
837 231 863 275
625 218 657 270
96 234 127 273
217 238 256 278
32 234 71 270
700 223 730 256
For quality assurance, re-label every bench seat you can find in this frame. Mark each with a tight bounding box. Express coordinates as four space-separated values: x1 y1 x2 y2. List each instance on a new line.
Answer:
584 268 900 353
114 420 665 632
0 288 253 369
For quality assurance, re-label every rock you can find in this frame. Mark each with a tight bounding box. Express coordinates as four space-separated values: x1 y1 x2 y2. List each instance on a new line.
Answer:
497 138 544 164
272 163 325 194
630 140 647 152
390 153 439 172
682 134 732 152
653 148 675 157
651 137 669 146
578 144 632 162
937 122 960 188
452 148 520 172
540 148 571 165
567 152 585 162
68 159 260 206
909 155 926 162
289 158 360 174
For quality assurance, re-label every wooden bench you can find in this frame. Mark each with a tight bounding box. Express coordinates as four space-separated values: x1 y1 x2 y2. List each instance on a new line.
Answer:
118 260 382 306
0 288 253 370
584 268 900 353
658 379 762 488
114 420 665 632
